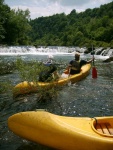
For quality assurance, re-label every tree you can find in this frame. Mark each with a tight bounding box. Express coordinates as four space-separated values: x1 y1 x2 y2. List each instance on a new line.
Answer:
0 0 10 43
4 8 31 45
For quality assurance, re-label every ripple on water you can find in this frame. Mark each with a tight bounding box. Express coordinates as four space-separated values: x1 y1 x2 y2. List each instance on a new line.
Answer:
0 57 113 150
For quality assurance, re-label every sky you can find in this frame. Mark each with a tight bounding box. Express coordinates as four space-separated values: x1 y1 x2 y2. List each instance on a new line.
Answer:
4 0 113 19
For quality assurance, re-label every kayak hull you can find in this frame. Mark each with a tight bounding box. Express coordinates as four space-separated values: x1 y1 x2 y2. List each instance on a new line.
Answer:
8 110 113 150
13 64 91 96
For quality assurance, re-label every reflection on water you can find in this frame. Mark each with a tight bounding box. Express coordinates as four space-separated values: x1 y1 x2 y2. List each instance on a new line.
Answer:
0 55 113 150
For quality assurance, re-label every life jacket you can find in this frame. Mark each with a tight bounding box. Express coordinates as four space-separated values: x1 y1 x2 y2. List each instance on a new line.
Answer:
71 60 80 71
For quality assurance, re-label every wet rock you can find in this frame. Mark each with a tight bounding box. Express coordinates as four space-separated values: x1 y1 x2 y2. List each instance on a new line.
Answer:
90 51 95 55
84 49 90 54
84 47 95 54
95 48 105 55
103 56 113 62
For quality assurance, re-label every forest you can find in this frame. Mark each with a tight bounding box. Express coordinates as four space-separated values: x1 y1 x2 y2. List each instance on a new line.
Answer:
0 0 113 47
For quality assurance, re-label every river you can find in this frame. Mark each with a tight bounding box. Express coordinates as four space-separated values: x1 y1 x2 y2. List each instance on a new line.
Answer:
0 50 113 150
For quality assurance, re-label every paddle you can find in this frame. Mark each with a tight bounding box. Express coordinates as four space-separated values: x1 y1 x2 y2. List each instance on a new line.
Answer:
68 67 71 86
92 45 97 78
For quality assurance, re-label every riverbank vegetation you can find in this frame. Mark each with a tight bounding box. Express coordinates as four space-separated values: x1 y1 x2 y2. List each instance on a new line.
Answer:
0 0 113 47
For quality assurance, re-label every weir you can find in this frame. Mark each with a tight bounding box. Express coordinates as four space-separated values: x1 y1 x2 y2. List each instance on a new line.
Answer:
0 46 113 58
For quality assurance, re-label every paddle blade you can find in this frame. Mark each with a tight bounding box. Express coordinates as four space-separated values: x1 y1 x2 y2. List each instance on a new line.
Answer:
92 67 97 78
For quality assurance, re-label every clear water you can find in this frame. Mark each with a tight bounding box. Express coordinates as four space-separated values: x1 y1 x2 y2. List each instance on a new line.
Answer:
0 54 113 150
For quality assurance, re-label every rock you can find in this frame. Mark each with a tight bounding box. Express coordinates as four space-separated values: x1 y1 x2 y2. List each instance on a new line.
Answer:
90 51 95 55
84 49 90 54
84 47 95 54
103 57 113 62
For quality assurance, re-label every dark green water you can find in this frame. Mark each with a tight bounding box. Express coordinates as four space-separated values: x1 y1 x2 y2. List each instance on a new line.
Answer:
0 54 113 150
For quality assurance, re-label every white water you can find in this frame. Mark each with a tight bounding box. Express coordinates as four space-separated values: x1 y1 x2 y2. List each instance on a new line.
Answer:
0 46 77 55
0 46 112 60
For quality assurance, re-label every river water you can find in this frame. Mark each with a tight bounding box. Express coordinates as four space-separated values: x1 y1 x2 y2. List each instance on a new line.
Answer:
0 53 113 150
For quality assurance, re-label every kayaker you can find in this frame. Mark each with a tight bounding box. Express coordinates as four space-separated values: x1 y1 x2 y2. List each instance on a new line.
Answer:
68 52 94 75
44 54 53 65
39 55 59 82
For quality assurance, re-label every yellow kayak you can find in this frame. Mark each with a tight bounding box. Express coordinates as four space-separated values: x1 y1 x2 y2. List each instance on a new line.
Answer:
8 110 113 150
13 64 91 96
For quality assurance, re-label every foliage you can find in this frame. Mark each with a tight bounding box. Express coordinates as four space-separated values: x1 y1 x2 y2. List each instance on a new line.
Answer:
0 61 15 75
37 86 60 102
0 0 113 47
15 58 61 101
0 80 13 94
0 0 10 42
4 8 32 45
29 1 113 47
0 0 31 45
15 58 44 82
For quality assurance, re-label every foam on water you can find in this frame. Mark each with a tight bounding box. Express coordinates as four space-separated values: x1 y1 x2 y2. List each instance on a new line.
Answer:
0 46 111 61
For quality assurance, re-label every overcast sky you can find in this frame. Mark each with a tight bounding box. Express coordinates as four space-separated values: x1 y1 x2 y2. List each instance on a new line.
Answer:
4 0 113 19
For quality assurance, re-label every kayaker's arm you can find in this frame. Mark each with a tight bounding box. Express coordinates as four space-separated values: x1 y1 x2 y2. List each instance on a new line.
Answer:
87 58 94 63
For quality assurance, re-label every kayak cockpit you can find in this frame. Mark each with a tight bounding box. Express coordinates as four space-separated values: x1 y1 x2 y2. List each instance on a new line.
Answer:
91 117 113 137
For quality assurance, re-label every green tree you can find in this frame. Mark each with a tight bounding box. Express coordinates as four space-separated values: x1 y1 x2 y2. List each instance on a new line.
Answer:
0 0 10 43
5 8 31 45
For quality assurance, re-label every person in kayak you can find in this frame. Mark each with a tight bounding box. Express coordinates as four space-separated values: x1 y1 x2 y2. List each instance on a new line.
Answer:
68 52 94 75
44 54 53 65
39 55 59 82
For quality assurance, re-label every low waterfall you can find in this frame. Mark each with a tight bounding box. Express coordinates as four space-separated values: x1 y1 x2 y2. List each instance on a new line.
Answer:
0 46 113 58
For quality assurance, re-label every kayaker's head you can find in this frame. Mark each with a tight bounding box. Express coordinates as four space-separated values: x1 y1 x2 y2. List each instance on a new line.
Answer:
75 52 80 61
47 54 54 60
